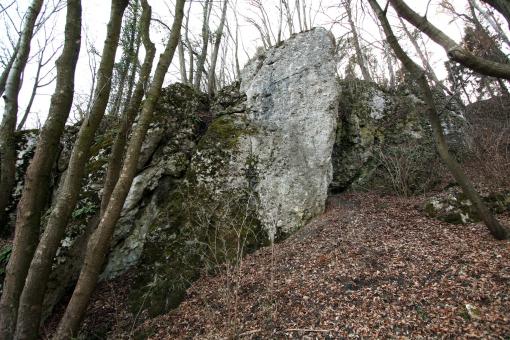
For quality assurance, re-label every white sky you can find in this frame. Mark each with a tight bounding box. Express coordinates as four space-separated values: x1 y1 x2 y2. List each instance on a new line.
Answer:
0 0 494 128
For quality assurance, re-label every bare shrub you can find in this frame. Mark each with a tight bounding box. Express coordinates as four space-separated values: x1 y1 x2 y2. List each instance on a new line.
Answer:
372 139 440 197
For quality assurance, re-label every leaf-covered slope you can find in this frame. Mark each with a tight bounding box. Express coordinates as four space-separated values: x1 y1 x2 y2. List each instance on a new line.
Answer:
136 193 510 339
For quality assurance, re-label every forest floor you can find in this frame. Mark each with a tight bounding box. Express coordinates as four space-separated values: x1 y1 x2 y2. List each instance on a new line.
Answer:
90 191 510 339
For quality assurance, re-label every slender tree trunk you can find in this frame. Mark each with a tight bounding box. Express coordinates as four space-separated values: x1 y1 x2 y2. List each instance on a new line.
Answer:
111 0 139 117
208 0 228 96
0 0 44 235
178 37 187 83
194 0 212 89
344 0 372 82
0 0 52 337
282 0 294 36
6 2 127 339
185 0 194 85
100 0 155 216
16 45 47 131
54 1 185 337
12 9 83 340
369 0 509 240
123 20 142 111
296 0 303 32
0 42 19 98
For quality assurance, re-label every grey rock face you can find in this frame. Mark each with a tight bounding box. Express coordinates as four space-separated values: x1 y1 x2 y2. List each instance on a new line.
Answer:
240 28 339 237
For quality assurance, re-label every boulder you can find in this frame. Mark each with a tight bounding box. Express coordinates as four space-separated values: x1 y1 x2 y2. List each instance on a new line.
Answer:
424 188 510 224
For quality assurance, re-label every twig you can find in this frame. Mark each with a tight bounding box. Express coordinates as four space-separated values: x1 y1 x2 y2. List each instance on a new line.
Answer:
285 328 334 332
238 328 261 336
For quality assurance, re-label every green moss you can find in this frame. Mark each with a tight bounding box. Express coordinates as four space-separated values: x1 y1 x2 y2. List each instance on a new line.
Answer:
199 115 241 149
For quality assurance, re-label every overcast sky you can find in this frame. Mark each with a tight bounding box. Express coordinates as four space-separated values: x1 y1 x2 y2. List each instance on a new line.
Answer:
0 0 484 128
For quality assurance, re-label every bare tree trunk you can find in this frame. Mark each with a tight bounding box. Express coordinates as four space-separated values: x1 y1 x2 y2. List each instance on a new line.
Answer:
208 0 228 96
389 0 510 80
7 4 81 339
0 1 71 339
302 0 308 30
122 19 142 112
194 0 212 90
0 0 44 235
344 0 372 82
16 42 48 131
185 0 194 85
0 42 19 98
54 1 185 337
100 0 155 216
4 2 127 339
369 0 509 240
178 37 187 83
16 70 40 131
296 0 303 32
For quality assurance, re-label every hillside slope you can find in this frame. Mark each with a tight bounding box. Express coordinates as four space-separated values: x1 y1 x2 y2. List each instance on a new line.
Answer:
128 192 510 338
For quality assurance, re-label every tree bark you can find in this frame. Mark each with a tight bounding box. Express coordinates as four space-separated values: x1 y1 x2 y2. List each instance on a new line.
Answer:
389 0 510 80
369 0 509 240
54 1 185 337
185 0 194 85
111 0 139 117
6 1 127 339
16 43 48 131
100 0 155 216
0 0 44 234
208 0 228 96
0 42 19 98
194 0 212 89
344 0 372 82
0 0 47 336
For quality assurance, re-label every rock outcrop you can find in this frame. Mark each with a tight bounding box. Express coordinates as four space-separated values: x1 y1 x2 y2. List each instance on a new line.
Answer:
125 28 339 314
2 28 469 323
239 28 338 237
332 80 465 195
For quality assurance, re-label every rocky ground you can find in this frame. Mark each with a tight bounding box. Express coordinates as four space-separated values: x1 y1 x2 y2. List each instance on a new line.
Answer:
71 191 510 339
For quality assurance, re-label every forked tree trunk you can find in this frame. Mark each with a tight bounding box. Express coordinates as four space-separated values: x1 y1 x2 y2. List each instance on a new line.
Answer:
4 1 127 339
0 0 44 234
10 5 82 340
369 0 509 240
54 1 185 337
0 1 45 337
15 0 142 337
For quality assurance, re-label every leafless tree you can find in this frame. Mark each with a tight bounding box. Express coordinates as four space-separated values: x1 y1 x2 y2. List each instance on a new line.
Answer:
369 0 509 240
0 0 44 236
54 0 185 337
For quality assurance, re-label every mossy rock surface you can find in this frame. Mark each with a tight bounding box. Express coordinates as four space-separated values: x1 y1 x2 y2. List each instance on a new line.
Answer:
331 79 464 195
424 189 510 224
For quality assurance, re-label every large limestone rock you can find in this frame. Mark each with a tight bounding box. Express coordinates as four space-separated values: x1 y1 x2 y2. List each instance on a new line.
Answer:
126 28 339 315
240 27 339 236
